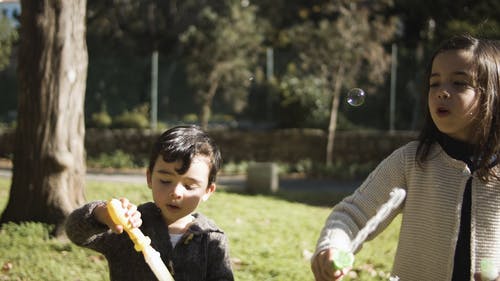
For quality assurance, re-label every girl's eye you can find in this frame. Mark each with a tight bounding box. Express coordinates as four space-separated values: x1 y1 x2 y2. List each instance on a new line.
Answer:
453 81 470 87
429 81 439 88
183 184 195 190
160 179 172 185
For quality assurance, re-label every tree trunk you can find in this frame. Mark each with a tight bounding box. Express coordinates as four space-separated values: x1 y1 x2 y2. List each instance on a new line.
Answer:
199 77 219 130
0 0 88 237
326 65 345 166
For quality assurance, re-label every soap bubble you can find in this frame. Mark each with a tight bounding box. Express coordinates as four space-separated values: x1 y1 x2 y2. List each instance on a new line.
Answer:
346 88 365 107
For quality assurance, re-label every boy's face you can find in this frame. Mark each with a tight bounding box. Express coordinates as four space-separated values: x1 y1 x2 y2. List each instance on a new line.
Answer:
147 155 215 226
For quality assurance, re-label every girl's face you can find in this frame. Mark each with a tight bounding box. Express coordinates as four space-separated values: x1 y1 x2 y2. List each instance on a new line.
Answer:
428 49 480 142
147 155 215 228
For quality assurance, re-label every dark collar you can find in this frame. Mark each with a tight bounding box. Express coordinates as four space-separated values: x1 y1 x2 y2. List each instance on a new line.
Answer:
436 133 476 169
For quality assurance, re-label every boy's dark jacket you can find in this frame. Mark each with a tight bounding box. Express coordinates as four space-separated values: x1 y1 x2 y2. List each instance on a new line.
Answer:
66 201 234 281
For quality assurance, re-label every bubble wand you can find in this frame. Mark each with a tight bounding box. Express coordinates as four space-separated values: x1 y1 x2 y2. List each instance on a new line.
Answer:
332 188 407 271
107 199 175 281
481 259 499 281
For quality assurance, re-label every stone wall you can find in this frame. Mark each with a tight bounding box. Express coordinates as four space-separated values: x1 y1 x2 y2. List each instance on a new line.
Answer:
0 128 418 164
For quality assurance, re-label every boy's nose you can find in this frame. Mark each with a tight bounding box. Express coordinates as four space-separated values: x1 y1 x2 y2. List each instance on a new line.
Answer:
170 184 183 198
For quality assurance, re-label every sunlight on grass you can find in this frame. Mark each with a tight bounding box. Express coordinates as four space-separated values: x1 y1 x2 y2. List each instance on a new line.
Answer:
0 177 400 281
0 177 9 211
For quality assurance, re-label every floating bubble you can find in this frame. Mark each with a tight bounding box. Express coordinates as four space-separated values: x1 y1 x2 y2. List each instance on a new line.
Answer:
346 88 365 107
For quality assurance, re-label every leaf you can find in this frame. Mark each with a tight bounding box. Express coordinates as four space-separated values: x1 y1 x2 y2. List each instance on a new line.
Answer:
1 261 13 273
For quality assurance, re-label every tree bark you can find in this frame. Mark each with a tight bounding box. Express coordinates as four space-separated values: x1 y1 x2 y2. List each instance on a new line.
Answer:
199 76 219 130
0 0 88 236
326 65 345 166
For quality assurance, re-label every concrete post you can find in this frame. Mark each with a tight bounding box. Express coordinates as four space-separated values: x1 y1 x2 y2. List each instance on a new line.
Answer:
246 162 279 193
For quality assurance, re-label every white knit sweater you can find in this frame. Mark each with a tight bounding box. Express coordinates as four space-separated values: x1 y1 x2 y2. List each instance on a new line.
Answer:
315 141 500 281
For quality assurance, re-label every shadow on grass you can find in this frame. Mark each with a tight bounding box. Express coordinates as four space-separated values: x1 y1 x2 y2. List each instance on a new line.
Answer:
221 187 352 207
218 175 360 207
272 189 351 207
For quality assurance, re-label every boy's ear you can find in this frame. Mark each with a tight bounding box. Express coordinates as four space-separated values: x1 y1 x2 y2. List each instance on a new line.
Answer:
202 183 216 202
146 169 152 189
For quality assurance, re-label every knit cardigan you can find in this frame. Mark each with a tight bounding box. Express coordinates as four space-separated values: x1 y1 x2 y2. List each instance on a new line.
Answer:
315 141 500 281
66 201 234 281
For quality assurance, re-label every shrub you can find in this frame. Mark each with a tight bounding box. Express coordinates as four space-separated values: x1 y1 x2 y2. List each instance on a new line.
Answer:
112 104 150 129
112 111 149 129
86 150 137 169
89 111 112 128
113 111 149 129
182 113 198 123
221 161 249 175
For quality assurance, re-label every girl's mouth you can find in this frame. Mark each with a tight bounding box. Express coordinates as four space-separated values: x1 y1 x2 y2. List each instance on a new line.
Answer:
436 107 450 116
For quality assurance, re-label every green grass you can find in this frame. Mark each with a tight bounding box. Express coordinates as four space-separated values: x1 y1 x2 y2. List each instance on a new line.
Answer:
0 177 401 281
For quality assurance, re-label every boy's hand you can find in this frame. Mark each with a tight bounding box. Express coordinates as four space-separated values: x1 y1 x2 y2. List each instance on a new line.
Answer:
93 198 142 234
311 248 350 281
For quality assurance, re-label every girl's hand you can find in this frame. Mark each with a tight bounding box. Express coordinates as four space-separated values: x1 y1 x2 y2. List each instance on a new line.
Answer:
474 273 500 281
93 198 142 234
311 248 350 281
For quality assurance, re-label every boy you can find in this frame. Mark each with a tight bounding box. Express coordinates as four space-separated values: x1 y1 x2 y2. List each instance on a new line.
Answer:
66 125 234 281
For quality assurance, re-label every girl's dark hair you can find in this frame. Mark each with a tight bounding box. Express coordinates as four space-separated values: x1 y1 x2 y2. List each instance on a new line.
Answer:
148 125 222 185
417 34 500 182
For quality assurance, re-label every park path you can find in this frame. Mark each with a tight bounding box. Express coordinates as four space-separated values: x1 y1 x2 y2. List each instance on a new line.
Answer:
0 167 360 193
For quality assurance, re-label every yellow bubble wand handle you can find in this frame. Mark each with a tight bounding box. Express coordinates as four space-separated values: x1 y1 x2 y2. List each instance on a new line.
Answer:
107 199 175 281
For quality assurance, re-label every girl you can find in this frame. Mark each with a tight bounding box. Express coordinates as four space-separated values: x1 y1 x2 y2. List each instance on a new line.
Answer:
311 34 499 281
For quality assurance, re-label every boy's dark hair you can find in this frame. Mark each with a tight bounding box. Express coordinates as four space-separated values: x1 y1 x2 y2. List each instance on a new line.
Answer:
417 34 500 182
148 125 222 185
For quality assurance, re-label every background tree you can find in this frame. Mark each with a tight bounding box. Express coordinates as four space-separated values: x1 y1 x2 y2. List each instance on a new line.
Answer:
85 0 179 122
3 0 499 131
0 16 18 72
84 0 264 127
0 16 19 123
179 1 263 129
278 1 396 165
0 0 88 236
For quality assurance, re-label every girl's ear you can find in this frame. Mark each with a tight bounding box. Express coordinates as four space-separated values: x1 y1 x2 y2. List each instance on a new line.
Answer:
202 183 216 202
146 169 152 189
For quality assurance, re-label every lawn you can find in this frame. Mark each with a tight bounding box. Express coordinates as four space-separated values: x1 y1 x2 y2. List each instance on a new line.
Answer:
0 177 401 281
